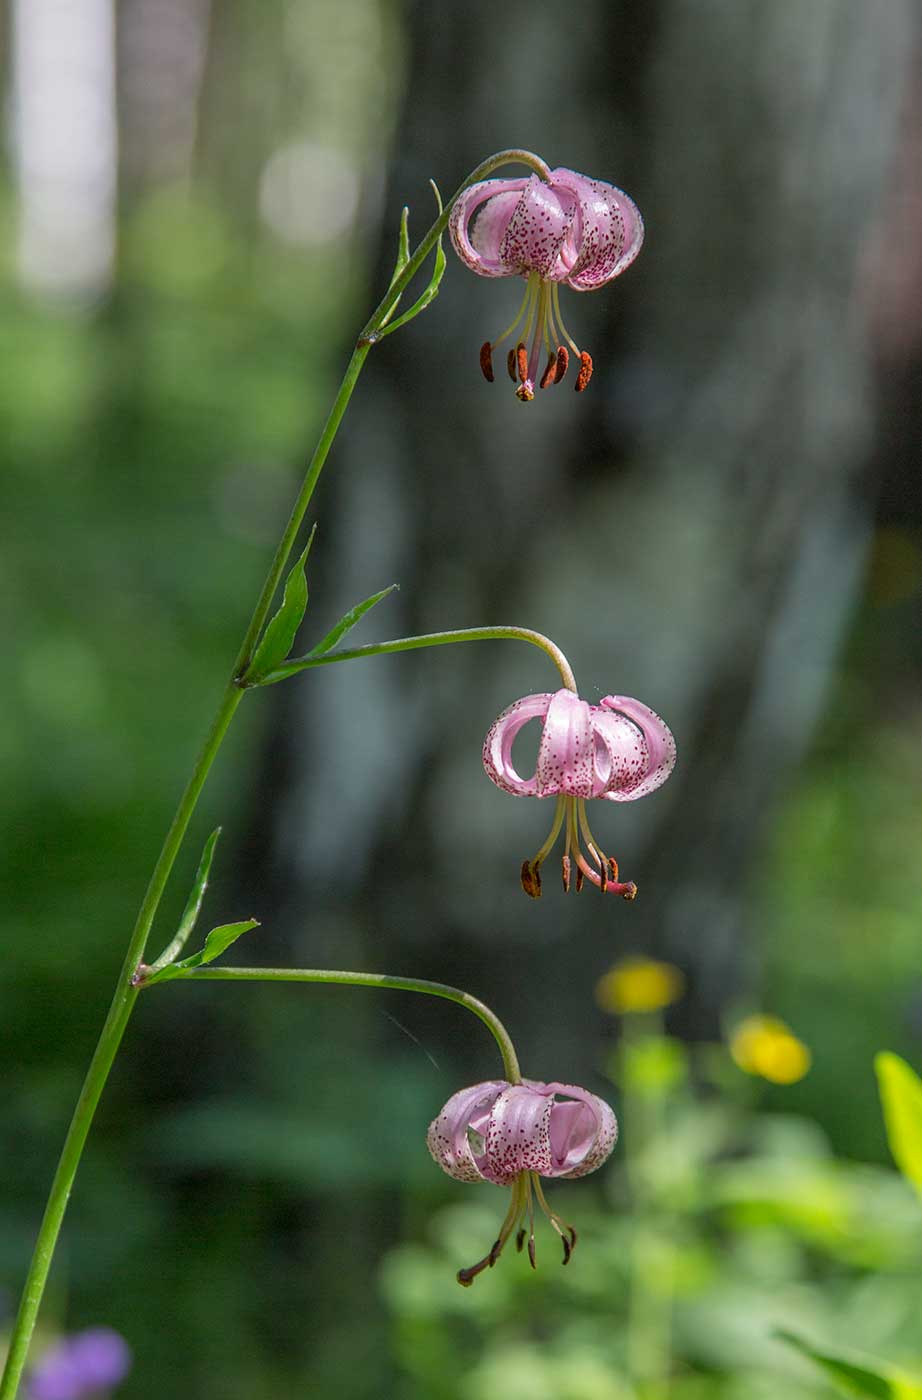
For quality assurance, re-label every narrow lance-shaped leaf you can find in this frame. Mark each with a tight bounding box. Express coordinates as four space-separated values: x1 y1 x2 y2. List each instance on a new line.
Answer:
777 1331 922 1399
308 584 399 657
244 525 317 682
379 206 411 329
145 919 261 985
196 919 261 966
375 182 447 340
146 827 222 973
252 582 399 685
875 1051 922 1197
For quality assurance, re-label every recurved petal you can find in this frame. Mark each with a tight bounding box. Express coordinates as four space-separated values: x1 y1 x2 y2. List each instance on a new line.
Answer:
497 175 578 280
427 1080 509 1182
541 1082 619 1178
483 1083 554 1184
449 177 529 278
482 692 553 796
597 696 676 802
535 689 595 797
589 704 651 797
550 168 644 291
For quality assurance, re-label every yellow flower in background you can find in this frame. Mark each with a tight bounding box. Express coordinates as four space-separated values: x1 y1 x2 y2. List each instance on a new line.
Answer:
730 1015 811 1085
595 957 685 1015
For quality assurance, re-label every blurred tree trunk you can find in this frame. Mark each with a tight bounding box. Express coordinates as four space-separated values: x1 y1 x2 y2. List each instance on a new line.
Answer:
260 0 917 1066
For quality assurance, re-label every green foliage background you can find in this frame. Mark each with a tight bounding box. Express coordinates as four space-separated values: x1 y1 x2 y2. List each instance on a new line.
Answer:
1 1 921 1397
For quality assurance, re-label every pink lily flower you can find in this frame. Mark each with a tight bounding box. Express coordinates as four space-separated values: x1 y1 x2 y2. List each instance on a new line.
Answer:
449 166 643 400
483 689 675 899
427 1078 617 1284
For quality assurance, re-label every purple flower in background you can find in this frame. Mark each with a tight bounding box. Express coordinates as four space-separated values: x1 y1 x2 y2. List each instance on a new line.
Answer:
428 1078 617 1284
483 688 675 899
449 166 643 400
26 1329 131 1400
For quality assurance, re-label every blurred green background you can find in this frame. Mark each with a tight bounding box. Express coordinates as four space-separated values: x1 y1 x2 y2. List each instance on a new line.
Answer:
2 1 922 1396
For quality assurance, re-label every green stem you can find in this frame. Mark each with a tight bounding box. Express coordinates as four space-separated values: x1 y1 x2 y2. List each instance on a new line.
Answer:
234 147 551 677
262 625 578 691
0 683 243 1400
149 966 522 1084
0 147 550 1398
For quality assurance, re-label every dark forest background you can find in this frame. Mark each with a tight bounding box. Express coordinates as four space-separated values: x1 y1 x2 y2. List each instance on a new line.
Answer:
2 2 921 1396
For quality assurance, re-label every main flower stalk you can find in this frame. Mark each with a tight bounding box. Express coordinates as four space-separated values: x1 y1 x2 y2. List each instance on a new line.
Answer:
0 148 552 1400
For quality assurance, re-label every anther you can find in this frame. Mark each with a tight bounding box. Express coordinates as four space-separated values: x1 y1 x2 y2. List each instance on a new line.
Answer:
599 858 608 893
554 346 569 383
539 353 557 390
575 866 584 893
574 351 593 393
560 1234 572 1265
457 1255 493 1287
527 1234 537 1270
521 860 542 899
487 1237 504 1267
515 1228 527 1253
516 343 528 384
506 348 517 382
609 856 619 882
479 342 494 383
561 855 572 894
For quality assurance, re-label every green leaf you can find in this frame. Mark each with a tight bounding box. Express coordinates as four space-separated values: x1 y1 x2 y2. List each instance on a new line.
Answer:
146 919 260 984
876 1051 922 1197
196 919 260 966
376 182 447 340
244 526 316 681
144 827 222 974
175 827 221 947
308 584 398 658
777 1331 922 1399
380 207 410 328
248 582 399 686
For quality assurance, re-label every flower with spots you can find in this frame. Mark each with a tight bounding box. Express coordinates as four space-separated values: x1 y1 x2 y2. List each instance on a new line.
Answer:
483 688 675 899
449 165 643 400
427 1078 617 1284
26 1328 131 1400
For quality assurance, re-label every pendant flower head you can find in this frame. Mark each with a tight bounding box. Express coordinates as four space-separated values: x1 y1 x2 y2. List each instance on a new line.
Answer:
483 688 675 899
450 166 643 400
428 1078 617 1285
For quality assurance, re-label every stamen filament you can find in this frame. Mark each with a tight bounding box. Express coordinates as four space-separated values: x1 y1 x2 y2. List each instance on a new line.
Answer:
491 274 538 351
531 795 567 869
551 282 581 357
457 1173 527 1287
531 1174 577 1265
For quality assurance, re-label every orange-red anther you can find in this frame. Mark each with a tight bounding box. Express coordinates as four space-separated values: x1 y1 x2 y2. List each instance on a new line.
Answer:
506 348 517 382
479 342 494 382
521 860 542 898
539 353 557 389
516 343 528 384
554 346 569 383
574 351 593 392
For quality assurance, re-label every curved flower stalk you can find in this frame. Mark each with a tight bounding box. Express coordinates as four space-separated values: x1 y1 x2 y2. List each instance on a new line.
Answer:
428 1079 617 1284
450 166 643 400
483 688 675 899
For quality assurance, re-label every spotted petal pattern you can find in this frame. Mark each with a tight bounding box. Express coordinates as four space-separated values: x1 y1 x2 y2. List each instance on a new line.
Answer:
596 696 676 802
450 166 643 290
428 1079 618 1186
483 688 675 802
